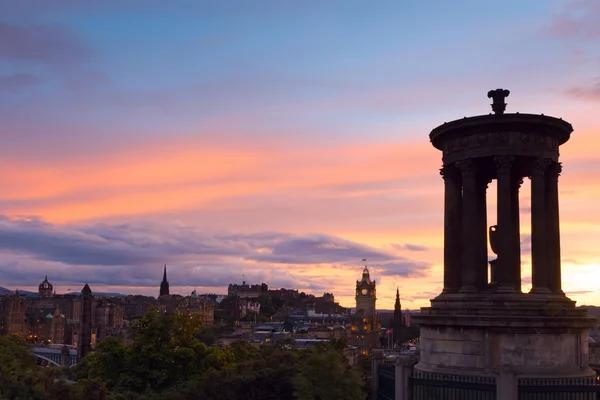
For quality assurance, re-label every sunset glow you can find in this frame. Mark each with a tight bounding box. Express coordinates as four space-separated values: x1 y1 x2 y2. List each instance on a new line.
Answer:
2 1 600 308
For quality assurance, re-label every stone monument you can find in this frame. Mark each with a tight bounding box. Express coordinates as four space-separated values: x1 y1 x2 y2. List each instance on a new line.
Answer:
414 89 597 381
78 283 92 361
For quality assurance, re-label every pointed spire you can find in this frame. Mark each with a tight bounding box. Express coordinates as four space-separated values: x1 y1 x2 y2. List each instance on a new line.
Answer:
160 265 170 297
394 287 401 313
45 274 48 281
82 283 92 295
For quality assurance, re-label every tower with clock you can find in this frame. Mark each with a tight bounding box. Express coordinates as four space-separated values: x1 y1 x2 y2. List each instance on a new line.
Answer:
355 262 377 323
350 260 379 353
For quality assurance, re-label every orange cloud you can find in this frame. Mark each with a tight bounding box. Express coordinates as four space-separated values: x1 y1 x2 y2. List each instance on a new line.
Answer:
0 138 440 224
3 122 600 309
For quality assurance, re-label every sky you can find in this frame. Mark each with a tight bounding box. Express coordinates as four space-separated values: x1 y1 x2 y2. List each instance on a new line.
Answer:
1 0 600 309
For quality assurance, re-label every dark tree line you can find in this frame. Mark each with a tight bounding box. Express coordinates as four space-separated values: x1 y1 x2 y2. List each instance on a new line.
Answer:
1 307 367 400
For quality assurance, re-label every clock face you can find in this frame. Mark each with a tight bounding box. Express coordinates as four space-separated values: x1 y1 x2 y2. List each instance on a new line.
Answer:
361 289 368 295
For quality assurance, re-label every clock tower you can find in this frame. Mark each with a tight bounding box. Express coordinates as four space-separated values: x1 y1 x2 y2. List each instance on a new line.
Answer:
355 264 376 323
350 260 379 353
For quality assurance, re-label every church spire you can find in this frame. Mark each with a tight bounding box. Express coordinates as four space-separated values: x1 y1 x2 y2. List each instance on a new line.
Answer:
394 287 401 313
393 287 405 331
160 264 170 297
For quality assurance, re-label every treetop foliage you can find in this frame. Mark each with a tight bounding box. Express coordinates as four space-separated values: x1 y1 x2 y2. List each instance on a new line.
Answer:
2 307 367 400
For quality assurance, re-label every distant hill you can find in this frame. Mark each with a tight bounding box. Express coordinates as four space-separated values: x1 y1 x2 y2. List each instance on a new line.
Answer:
0 286 126 298
66 291 128 297
0 286 36 296
0 286 12 296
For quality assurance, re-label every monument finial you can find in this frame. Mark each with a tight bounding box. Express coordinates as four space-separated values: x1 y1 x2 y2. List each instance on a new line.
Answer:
487 88 510 115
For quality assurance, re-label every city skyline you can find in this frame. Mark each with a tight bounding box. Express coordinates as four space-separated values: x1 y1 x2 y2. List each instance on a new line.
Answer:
1 1 600 309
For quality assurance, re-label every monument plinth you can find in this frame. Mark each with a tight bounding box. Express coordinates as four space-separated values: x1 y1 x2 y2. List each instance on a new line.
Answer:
414 89 597 379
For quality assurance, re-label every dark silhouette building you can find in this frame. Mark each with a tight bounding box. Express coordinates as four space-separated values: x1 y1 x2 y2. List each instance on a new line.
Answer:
78 283 92 360
391 288 405 345
393 288 401 318
159 264 170 297
39 275 53 297
158 265 176 314
1 275 124 345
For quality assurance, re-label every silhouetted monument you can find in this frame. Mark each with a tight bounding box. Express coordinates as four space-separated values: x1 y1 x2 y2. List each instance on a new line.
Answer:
414 89 597 392
159 264 170 297
392 287 405 345
78 283 92 360
158 265 176 314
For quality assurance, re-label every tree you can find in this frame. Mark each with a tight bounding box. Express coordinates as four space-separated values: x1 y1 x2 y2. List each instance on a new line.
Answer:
86 336 127 388
183 345 298 400
0 334 46 400
86 307 209 394
73 379 107 400
45 379 77 400
329 335 348 352
20 308 369 400
293 348 366 400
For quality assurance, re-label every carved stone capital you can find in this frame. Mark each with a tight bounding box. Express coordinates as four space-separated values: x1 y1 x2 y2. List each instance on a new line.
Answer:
542 161 563 184
531 158 552 177
456 159 475 177
549 161 563 177
494 156 515 174
440 164 461 182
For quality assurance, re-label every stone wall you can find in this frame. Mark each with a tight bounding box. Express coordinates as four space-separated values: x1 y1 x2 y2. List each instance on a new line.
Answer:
418 325 593 377
419 326 486 372
489 332 582 370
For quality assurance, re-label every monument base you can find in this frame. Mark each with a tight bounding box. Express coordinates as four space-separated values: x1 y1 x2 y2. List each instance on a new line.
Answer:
413 293 597 379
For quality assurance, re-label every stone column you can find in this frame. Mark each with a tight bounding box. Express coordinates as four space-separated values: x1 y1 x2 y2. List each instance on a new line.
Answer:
510 177 523 292
395 356 417 400
497 367 518 400
79 283 93 361
494 156 517 292
371 350 383 396
530 158 551 294
546 161 563 294
475 175 490 289
457 159 479 292
441 164 462 293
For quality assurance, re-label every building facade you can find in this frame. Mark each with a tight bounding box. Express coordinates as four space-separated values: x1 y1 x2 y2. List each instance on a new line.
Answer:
0 277 125 347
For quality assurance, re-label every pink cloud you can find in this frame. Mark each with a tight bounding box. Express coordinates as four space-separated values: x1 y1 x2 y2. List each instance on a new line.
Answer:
0 138 440 223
